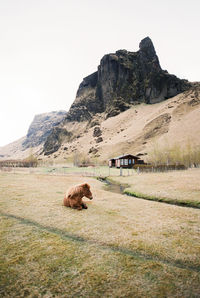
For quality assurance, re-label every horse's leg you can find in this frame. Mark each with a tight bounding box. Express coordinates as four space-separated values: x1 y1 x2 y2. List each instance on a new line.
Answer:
82 202 88 209
71 200 83 210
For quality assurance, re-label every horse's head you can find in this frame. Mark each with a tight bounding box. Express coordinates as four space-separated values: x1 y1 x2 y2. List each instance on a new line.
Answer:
82 183 93 200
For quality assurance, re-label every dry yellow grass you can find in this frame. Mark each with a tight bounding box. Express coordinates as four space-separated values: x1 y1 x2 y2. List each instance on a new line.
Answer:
0 172 200 297
110 168 200 207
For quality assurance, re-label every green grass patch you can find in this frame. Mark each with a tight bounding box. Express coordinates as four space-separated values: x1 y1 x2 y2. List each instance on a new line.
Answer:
124 188 200 209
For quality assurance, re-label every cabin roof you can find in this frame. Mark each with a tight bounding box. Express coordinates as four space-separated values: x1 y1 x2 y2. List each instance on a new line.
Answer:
109 154 140 161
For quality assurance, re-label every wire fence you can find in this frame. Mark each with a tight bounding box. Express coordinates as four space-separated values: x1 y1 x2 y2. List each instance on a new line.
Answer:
0 165 138 177
0 164 190 177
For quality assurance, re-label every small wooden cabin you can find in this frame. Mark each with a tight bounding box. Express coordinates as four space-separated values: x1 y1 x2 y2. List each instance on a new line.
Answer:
109 154 144 168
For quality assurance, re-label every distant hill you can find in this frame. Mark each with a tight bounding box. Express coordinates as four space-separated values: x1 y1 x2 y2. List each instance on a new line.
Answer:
0 111 66 160
22 111 66 148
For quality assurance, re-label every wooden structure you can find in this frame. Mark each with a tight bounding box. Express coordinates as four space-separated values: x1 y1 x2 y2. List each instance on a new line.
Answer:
109 154 144 168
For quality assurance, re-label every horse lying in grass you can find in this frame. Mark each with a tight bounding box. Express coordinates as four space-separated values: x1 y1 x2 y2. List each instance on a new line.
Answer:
63 183 93 210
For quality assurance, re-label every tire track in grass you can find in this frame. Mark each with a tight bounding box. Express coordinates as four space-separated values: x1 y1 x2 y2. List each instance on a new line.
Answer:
1 211 200 273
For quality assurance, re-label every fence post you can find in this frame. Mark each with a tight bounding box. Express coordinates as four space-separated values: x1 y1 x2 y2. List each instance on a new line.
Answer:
120 167 122 176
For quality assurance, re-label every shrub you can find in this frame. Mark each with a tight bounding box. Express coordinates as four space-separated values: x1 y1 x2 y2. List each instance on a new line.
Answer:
147 140 200 167
23 154 38 167
73 151 92 167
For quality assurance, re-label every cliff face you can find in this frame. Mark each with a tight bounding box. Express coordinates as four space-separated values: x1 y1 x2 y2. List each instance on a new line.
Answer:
22 111 66 148
0 110 66 160
66 37 191 121
43 127 72 156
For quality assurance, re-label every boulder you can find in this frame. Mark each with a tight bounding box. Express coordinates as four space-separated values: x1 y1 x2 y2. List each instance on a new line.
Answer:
89 147 98 154
96 137 103 143
93 126 102 137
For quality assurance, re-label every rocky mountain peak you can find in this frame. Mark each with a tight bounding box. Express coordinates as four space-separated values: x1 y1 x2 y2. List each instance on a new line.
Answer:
139 36 157 59
65 37 191 122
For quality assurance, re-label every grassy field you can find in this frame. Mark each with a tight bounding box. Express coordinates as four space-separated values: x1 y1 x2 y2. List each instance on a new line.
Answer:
1 164 135 177
108 168 200 208
0 172 200 297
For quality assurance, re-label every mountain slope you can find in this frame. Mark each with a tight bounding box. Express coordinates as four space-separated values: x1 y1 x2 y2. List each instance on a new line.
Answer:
41 84 200 163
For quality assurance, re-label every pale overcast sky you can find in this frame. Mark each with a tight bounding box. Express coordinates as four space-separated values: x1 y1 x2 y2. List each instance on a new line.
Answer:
0 0 199 146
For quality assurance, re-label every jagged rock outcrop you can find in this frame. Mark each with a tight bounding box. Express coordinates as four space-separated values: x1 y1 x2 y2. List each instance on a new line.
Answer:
89 147 98 154
66 37 191 121
96 137 103 143
43 127 72 155
93 126 102 137
23 111 66 148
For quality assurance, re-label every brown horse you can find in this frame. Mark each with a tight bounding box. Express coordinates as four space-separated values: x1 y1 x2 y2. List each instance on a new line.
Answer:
63 183 93 210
